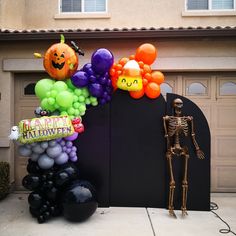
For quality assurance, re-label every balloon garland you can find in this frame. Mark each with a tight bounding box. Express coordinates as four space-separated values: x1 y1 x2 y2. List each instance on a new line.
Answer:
10 36 165 223
110 43 165 99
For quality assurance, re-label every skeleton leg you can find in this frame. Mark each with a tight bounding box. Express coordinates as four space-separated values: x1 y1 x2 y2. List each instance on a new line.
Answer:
181 147 189 216
166 150 176 217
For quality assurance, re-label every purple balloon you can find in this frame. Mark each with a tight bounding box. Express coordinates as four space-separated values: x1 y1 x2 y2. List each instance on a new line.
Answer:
88 83 104 98
106 79 112 87
66 141 73 148
62 146 67 152
72 146 77 152
98 76 107 85
91 48 114 75
60 140 66 146
83 63 92 72
69 151 77 158
70 156 78 162
66 148 72 154
99 98 107 105
89 75 97 83
64 132 78 141
72 71 89 88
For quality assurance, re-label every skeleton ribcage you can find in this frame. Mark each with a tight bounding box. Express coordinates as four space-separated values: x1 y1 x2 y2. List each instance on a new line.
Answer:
167 116 189 137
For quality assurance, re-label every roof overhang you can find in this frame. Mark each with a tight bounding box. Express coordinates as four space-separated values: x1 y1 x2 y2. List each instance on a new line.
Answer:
0 27 236 41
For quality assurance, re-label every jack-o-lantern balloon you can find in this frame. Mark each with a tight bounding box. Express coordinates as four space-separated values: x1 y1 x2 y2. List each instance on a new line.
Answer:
43 35 78 81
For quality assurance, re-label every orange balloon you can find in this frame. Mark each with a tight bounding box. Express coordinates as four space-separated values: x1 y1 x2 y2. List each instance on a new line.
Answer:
143 64 151 74
142 78 148 87
129 88 145 99
140 69 144 76
135 43 157 65
119 57 129 66
144 73 152 81
129 54 135 60
145 82 161 99
110 68 116 76
116 63 123 70
111 76 118 90
151 71 165 84
138 61 144 68
115 70 122 77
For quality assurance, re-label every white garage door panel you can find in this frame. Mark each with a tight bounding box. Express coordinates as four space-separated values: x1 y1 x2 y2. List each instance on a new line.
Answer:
216 136 236 160
216 106 236 129
217 166 236 191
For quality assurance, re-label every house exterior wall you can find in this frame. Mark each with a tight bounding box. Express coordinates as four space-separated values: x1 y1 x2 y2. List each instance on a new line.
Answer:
0 0 236 191
0 0 236 30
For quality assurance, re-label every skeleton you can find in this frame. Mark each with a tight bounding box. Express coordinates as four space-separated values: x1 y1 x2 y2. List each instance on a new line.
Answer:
163 98 205 217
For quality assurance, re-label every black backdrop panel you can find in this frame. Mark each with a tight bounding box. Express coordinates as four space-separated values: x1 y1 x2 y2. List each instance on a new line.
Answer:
166 93 210 211
74 104 110 207
110 90 167 207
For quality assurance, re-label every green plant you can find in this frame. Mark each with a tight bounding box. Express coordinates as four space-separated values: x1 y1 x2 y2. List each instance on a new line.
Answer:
0 162 10 200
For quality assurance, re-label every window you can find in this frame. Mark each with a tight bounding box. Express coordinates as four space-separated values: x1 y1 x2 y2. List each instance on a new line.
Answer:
187 82 207 95
187 0 234 10
61 0 107 13
24 83 36 95
220 81 236 95
160 83 173 96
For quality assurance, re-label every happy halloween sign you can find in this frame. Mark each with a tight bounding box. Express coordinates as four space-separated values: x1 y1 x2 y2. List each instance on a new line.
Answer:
18 115 74 144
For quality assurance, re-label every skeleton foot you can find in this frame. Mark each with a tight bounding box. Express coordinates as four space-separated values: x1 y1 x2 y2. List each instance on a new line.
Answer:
169 209 177 218
181 207 188 217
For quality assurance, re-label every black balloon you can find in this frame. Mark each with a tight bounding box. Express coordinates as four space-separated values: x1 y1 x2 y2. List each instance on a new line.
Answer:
62 180 98 222
22 174 41 191
28 192 43 209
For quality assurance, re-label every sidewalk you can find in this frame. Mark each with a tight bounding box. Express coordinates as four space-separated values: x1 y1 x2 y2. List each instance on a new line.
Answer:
0 193 235 236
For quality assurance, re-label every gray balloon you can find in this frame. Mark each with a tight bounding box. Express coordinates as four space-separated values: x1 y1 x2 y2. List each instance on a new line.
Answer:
32 144 45 154
38 154 54 169
55 152 69 165
18 145 32 157
30 152 39 162
30 142 37 147
46 144 62 158
40 141 49 150
25 144 32 149
48 140 57 147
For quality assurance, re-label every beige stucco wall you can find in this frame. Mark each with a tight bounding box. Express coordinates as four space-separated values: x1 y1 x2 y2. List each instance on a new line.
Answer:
0 0 236 30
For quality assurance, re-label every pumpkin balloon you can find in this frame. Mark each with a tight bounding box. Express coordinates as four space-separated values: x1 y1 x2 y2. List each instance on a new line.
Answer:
44 35 78 81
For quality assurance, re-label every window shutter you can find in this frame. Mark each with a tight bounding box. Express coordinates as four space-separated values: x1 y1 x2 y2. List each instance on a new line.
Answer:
212 0 233 9
84 0 106 12
187 0 208 9
61 0 82 12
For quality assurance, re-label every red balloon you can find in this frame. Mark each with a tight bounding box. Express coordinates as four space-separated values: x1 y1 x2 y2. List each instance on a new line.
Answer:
135 44 157 65
145 82 161 99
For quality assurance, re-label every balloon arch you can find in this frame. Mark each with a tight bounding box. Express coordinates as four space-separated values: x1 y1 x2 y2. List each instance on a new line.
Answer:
10 35 165 223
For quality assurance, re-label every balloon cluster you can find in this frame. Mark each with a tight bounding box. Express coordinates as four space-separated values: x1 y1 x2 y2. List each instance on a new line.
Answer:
35 78 98 119
23 160 97 223
72 48 114 105
18 138 78 170
110 43 165 99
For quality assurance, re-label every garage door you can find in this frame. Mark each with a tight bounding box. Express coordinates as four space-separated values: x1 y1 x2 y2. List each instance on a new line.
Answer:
14 72 236 192
161 72 236 192
14 73 42 190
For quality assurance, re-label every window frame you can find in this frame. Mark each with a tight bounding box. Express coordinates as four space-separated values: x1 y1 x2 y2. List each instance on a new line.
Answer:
217 77 236 98
183 0 236 16
59 0 108 14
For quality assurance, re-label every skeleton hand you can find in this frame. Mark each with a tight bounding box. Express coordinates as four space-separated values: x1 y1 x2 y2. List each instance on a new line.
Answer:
196 149 205 159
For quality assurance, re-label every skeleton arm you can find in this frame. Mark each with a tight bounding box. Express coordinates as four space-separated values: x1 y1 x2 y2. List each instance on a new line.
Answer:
163 116 170 149
189 116 205 159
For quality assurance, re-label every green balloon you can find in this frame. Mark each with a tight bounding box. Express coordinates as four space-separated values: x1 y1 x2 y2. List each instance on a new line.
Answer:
91 101 98 106
35 78 55 100
74 109 80 116
79 104 86 112
78 95 85 103
73 102 80 109
66 79 77 90
56 91 73 108
90 97 97 103
50 90 58 98
60 111 68 116
82 88 89 98
73 95 79 102
48 97 55 105
85 98 91 105
52 81 68 92
74 89 82 96
67 107 75 115
41 98 55 112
